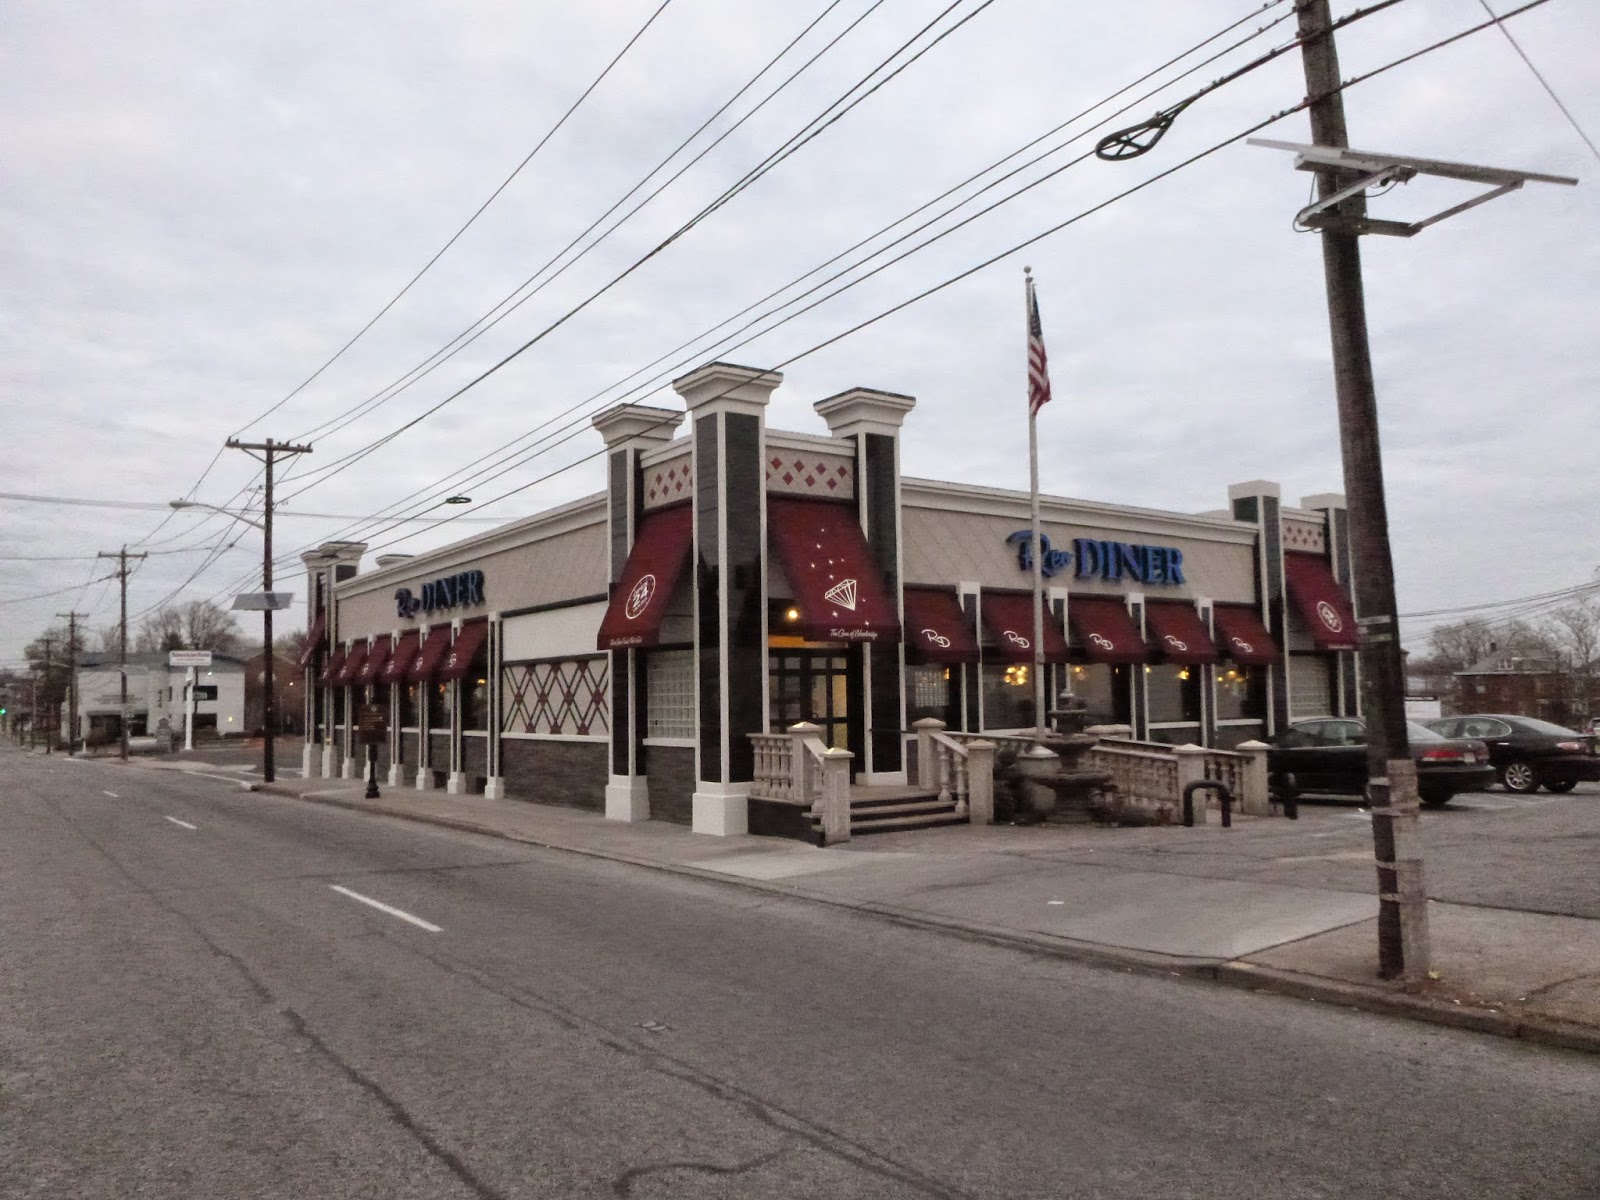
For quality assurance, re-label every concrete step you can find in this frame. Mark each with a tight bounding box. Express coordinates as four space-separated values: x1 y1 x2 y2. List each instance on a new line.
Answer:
848 790 943 811
845 799 957 818
847 812 969 834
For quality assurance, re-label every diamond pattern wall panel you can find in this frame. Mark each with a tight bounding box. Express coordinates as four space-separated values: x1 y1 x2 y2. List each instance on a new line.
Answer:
765 453 855 499
503 658 609 737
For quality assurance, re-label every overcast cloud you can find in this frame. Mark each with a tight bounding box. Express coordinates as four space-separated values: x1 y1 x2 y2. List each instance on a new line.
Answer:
3 0 1596 667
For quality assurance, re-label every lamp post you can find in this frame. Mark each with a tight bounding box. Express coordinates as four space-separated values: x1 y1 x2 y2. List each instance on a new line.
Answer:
170 494 289 781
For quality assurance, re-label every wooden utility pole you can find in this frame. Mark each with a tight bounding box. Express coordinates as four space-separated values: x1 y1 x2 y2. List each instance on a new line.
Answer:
98 547 148 761
1295 0 1428 980
37 636 54 752
55 612 87 755
225 437 312 784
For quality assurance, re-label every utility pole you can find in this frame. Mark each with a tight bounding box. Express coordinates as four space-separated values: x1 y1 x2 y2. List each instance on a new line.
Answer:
1295 0 1427 980
98 547 148 761
225 437 312 784
29 667 38 750
55 612 87 756
38 636 54 752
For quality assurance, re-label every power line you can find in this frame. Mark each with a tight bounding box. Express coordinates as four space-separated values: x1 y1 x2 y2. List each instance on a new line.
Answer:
1399 577 1600 622
123 2 678 561
288 0 876 447
0 574 120 607
279 0 1000 496
207 1 1554 598
210 0 1302 581
234 0 679 438
1475 0 1600 164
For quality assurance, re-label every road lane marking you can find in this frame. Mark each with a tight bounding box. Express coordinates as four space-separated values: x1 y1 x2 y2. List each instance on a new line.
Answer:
103 790 119 798
163 816 198 830
329 885 441 933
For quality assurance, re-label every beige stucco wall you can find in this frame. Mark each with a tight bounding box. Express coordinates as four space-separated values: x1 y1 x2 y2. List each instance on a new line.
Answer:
333 506 608 641
901 485 1258 604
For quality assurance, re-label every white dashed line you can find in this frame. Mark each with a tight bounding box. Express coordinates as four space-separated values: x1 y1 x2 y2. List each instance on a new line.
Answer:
329 885 442 933
103 790 119 798
163 816 198 831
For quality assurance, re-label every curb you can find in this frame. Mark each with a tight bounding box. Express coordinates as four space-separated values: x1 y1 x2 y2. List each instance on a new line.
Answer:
256 781 1600 1056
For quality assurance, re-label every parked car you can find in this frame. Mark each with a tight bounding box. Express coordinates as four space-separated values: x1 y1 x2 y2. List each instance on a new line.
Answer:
1268 717 1493 808
1423 714 1600 794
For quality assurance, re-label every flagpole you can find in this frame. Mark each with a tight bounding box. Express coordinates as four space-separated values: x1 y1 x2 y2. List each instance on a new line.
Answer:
1025 267 1046 742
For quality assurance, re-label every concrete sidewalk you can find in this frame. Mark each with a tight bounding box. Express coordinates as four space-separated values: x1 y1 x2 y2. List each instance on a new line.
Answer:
144 759 1600 1054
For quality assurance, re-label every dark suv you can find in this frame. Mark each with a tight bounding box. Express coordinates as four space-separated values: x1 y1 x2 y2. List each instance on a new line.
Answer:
1268 717 1493 808
1424 714 1600 794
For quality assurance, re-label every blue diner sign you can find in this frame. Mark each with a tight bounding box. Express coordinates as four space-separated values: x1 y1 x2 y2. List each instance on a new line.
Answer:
394 568 486 619
1007 531 1185 587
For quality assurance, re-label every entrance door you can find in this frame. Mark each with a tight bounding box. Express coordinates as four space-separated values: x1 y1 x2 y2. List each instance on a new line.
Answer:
769 650 850 752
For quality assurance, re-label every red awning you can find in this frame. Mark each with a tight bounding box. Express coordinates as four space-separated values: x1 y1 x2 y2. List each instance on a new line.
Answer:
980 592 1068 664
768 498 900 643
332 643 368 686
596 504 694 651
902 588 978 664
355 636 392 686
298 613 327 668
438 621 489 683
380 631 420 685
408 627 452 683
1283 553 1358 651
1211 605 1281 665
1144 601 1218 664
1067 597 1148 663
316 648 345 687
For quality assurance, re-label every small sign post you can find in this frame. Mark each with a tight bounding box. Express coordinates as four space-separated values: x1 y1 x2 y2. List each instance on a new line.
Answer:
169 651 212 750
357 703 388 799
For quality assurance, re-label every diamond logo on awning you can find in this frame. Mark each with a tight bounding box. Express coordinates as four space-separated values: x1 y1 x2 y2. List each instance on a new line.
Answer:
823 578 858 611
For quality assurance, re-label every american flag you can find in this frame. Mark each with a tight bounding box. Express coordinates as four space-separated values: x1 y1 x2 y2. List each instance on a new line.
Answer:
1027 276 1051 418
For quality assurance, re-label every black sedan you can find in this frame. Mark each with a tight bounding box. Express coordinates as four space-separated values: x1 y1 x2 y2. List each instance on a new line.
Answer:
1268 717 1493 808
1424 714 1600 794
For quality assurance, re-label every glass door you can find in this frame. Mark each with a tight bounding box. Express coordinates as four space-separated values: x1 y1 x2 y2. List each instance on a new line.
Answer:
769 650 850 751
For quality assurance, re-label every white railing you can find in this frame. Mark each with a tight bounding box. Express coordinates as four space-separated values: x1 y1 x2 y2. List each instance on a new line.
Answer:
932 724 1274 822
750 722 854 843
1083 733 1272 821
912 719 996 825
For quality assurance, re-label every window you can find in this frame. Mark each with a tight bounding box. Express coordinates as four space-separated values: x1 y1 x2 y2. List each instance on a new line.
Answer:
463 641 491 732
1146 664 1200 725
426 681 449 729
399 683 419 728
1215 664 1265 722
1066 662 1127 727
905 664 953 727
646 650 695 739
981 662 1035 731
1462 717 1511 739
1289 655 1334 719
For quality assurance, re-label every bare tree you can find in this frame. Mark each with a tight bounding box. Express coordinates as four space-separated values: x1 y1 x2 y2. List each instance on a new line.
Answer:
1540 592 1600 720
273 628 308 664
1425 617 1546 672
133 600 246 656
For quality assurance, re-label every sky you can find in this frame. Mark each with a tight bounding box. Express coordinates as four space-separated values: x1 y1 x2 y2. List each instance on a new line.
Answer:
3 0 1597 669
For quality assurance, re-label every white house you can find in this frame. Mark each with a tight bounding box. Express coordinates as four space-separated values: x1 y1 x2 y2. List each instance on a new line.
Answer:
75 652 247 743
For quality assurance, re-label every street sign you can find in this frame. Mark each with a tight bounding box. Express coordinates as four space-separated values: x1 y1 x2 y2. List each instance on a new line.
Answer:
169 650 213 667
357 703 389 744
232 592 295 611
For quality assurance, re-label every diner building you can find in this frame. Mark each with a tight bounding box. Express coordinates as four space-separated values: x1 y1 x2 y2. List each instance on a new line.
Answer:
298 362 1360 835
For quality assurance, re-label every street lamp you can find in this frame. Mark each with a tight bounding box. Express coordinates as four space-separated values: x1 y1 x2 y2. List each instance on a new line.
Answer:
170 493 288 781
168 499 266 531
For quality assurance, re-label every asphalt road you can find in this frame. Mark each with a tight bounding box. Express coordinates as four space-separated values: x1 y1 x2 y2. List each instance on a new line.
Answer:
5 746 1598 1199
